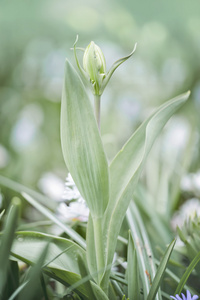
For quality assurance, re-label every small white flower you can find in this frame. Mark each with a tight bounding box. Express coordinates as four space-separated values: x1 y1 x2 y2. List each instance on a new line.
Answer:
57 173 89 222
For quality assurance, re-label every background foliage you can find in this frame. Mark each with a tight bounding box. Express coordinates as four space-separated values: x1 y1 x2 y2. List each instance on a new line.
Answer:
1 0 200 188
0 1 200 298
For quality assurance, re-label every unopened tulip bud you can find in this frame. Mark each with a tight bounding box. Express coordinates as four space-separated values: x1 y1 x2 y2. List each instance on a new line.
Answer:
83 41 106 95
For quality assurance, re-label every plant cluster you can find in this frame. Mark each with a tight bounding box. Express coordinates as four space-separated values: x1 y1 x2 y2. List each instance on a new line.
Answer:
0 37 199 300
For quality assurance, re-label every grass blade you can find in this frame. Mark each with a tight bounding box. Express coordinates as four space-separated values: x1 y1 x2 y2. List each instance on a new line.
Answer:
0 197 21 296
147 239 176 300
174 250 200 295
22 192 86 249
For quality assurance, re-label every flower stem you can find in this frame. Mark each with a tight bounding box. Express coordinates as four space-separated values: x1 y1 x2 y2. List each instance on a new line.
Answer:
93 217 104 285
94 94 101 131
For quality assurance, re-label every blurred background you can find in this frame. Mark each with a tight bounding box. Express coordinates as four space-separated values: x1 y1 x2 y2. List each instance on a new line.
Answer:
0 0 200 208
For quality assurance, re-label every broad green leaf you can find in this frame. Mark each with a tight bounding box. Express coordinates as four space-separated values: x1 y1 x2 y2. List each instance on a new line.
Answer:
102 92 190 287
126 231 140 300
11 231 84 274
0 197 21 296
147 239 176 300
10 231 108 299
61 59 109 218
22 192 86 249
174 250 200 295
10 231 88 298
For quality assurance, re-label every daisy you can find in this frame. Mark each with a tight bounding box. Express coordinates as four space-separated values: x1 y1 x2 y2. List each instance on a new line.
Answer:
170 290 199 300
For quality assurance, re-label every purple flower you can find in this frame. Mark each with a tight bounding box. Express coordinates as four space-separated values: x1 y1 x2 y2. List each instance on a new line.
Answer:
170 290 199 300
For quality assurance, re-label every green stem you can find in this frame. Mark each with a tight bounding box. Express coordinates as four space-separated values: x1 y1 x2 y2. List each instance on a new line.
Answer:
93 217 105 285
94 94 101 131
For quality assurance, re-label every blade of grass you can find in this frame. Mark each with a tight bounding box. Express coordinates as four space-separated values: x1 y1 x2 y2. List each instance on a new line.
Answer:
22 192 86 249
0 197 21 296
147 239 176 300
0 175 56 210
174 250 200 295
126 231 140 300
18 243 49 300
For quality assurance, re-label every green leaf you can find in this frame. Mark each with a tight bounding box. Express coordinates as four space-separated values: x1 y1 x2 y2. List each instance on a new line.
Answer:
102 92 190 288
126 231 140 300
0 197 21 296
77 254 97 300
61 59 109 218
174 250 200 295
0 175 56 210
2 261 19 300
10 231 88 298
100 44 137 94
18 243 49 300
11 231 84 274
86 214 97 281
126 201 160 299
22 192 86 249
147 239 176 300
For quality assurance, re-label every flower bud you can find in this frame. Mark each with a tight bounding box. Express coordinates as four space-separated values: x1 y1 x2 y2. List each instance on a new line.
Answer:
73 36 137 96
83 41 106 95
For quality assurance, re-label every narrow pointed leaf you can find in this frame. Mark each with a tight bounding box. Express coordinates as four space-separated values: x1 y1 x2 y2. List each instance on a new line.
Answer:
22 192 86 249
127 231 140 300
61 60 109 218
0 175 56 210
77 254 97 300
100 44 137 94
147 239 176 300
128 201 162 300
102 91 190 287
0 197 21 295
174 250 200 295
18 243 49 300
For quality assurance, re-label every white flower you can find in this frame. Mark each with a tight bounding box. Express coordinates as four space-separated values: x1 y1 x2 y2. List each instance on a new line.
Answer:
57 173 89 222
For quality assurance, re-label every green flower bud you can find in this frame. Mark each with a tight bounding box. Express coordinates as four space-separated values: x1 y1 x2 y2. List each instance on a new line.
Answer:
83 41 106 95
73 36 137 96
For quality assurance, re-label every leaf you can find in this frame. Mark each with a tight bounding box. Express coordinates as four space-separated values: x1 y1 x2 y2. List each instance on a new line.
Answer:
100 44 137 94
61 59 109 218
174 250 200 295
10 231 88 298
0 175 56 210
126 231 140 300
86 214 97 281
126 201 160 299
102 92 190 288
0 197 21 296
3 261 19 300
22 192 86 249
77 254 97 300
18 243 49 300
147 239 176 300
